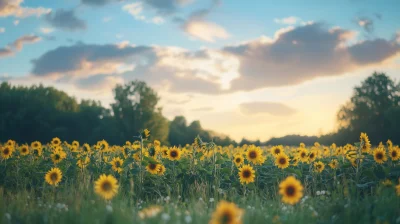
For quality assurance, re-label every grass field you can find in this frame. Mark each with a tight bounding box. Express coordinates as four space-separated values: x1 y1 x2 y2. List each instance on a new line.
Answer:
1 131 400 224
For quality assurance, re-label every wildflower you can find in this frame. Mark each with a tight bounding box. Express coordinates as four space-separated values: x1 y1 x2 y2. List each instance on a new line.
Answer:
110 157 124 173
314 161 325 173
373 147 387 164
275 153 290 169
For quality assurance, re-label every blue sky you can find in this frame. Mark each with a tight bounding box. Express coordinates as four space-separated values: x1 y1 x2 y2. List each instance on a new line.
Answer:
1 0 399 140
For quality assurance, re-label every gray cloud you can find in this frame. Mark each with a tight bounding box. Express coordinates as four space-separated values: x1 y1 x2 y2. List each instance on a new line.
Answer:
224 22 400 91
356 17 374 33
0 34 41 59
239 102 297 116
81 0 122 6
29 23 400 94
143 0 192 15
31 43 154 76
45 9 87 31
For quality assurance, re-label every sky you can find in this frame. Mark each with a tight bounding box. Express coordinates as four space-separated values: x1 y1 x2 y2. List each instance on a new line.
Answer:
1 0 400 141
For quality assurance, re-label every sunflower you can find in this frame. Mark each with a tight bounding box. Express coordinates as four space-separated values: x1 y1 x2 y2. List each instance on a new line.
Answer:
313 161 325 173
110 157 124 173
51 137 61 147
396 182 400 196
389 147 400 161
373 147 387 164
77 156 90 169
32 147 43 157
158 164 166 176
279 176 304 205
1 145 13 160
291 157 299 166
299 143 305 148
270 145 283 157
45 168 62 186
19 144 30 156
94 174 119 200
209 200 243 224
334 147 343 156
31 141 42 150
360 133 371 153
146 162 161 175
308 150 317 163
381 179 392 187
298 148 309 163
328 159 339 169
275 153 290 169
246 146 264 165
6 140 15 147
238 164 255 185
142 129 150 139
168 147 181 161
387 139 393 150
72 140 79 148
51 148 67 164
97 140 109 152
233 154 244 167
81 143 91 154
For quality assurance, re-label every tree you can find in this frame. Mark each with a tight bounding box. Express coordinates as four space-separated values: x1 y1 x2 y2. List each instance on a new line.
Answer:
111 80 169 143
336 72 400 144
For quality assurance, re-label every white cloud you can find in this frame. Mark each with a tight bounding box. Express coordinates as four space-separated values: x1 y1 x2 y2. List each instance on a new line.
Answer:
0 0 51 18
0 27 4 33
40 27 54 34
14 20 19 25
183 20 230 42
123 2 145 21
274 16 300 25
152 16 164 25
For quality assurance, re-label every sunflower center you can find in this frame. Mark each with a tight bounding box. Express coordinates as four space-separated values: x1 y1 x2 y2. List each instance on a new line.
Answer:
220 211 233 223
22 148 27 152
55 154 60 160
3 148 10 155
376 153 383 160
279 158 286 165
242 170 251 178
50 173 58 182
285 185 295 196
170 151 178 158
274 149 280 154
392 151 397 157
235 158 241 163
116 161 121 167
249 151 257 159
301 153 306 158
149 164 157 170
54 140 59 145
101 181 112 191
309 153 315 159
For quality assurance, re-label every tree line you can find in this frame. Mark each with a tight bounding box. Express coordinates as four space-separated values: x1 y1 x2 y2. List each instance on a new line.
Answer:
1 72 399 146
0 80 236 146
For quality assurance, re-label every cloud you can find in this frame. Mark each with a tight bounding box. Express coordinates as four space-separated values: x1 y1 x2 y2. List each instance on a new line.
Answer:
152 16 165 25
0 0 51 18
81 0 122 6
40 27 54 34
180 0 229 42
0 27 4 33
223 22 400 91
357 17 374 33
183 20 229 42
74 74 124 91
123 2 145 21
28 23 400 95
45 9 87 31
142 0 192 15
12 35 41 50
31 43 154 77
13 20 19 25
274 16 300 25
0 34 41 58
191 107 214 112
239 102 297 116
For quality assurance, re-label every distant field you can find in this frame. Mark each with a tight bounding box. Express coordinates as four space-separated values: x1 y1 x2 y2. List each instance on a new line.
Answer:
1 132 400 224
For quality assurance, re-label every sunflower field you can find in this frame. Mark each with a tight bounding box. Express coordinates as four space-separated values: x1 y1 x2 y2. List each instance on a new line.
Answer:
1 130 400 224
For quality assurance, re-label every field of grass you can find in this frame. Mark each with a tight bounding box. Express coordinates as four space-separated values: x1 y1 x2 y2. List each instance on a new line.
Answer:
1 131 400 224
